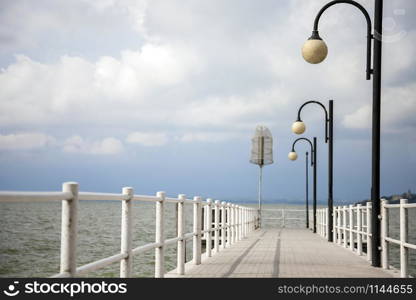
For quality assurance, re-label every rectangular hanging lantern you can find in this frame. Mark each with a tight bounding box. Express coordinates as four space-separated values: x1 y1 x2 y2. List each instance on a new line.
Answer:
250 125 273 166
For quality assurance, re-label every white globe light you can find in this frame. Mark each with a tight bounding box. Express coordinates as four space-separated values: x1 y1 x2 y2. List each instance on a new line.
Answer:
302 38 328 64
292 121 306 135
288 152 298 161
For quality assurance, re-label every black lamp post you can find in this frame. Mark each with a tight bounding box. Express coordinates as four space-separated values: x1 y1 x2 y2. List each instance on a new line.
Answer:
292 100 333 242
305 151 309 229
301 0 383 267
288 137 317 233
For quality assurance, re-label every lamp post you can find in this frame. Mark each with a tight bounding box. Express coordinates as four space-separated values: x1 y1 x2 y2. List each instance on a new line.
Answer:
301 0 383 267
288 137 317 233
250 126 274 228
306 151 309 229
292 100 333 242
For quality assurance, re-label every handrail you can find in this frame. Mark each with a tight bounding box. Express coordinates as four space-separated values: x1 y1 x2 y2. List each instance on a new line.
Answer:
380 198 414 278
0 191 73 202
262 208 306 228
0 182 258 278
316 199 415 278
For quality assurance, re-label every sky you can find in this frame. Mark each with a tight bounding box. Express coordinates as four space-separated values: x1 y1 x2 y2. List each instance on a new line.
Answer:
0 0 415 204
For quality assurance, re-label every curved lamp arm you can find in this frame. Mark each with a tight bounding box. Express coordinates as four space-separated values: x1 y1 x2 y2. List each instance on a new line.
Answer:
312 0 373 80
292 137 314 166
296 100 329 143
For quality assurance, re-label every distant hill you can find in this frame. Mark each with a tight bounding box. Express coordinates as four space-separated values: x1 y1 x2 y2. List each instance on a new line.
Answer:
356 190 416 205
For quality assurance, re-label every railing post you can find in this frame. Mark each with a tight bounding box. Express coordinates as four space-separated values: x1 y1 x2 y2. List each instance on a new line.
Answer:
357 204 362 256
203 203 207 241
342 206 347 248
237 205 241 241
250 209 253 232
381 199 389 269
252 209 254 231
319 210 321 235
337 207 341 245
226 203 231 247
330 206 337 244
325 208 329 238
316 209 321 235
246 208 249 236
206 199 212 257
318 209 321 236
240 206 243 237
244 207 247 236
193 196 202 264
321 209 324 236
221 201 226 248
60 182 79 277
252 209 254 232
242 207 245 237
120 187 133 278
177 194 186 275
249 209 252 232
321 209 324 235
321 209 323 237
332 207 336 242
240 206 243 238
235 205 240 241
247 208 250 233
247 208 250 234
214 200 220 253
282 209 285 228
366 202 372 261
320 210 322 236
155 191 165 278
349 205 354 250
231 204 235 244
400 199 408 278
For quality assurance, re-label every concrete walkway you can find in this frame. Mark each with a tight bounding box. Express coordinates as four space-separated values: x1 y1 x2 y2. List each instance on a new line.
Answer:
166 229 396 278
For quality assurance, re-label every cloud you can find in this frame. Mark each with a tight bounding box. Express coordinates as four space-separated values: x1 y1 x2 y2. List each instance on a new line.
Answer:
0 0 415 148
126 131 168 146
94 44 202 101
343 105 371 129
0 132 55 150
63 136 123 155
0 0 415 201
178 131 242 143
343 81 416 131
0 42 202 127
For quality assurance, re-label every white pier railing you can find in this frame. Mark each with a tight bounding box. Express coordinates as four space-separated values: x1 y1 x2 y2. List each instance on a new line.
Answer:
0 182 258 278
316 199 416 278
261 208 305 228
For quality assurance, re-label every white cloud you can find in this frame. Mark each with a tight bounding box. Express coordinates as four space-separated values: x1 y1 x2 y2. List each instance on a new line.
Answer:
0 42 202 127
126 131 168 146
173 88 291 129
343 81 416 130
0 0 415 149
178 132 240 143
63 136 123 155
0 133 55 150
94 44 201 100
343 105 371 129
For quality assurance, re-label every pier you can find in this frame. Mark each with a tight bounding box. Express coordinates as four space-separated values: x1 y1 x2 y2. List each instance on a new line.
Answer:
0 182 414 278
166 229 393 278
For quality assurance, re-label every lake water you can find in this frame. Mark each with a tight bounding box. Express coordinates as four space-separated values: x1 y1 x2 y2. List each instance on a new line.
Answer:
0 202 415 277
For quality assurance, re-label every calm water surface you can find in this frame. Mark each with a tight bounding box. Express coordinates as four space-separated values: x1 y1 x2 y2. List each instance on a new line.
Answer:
0 202 415 277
